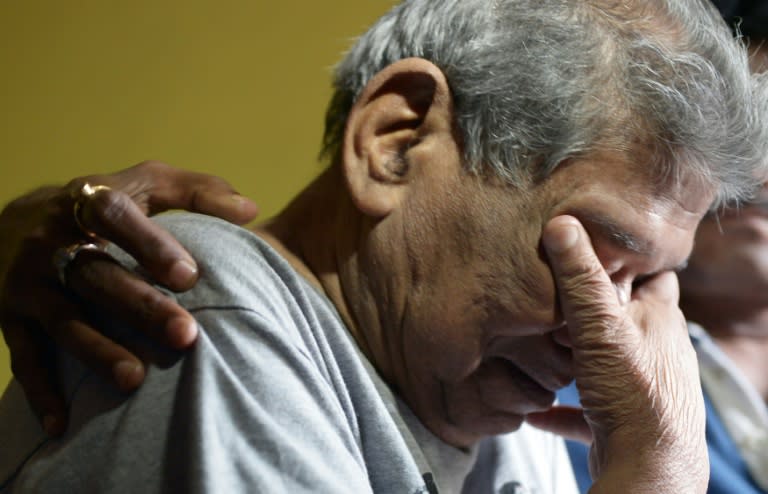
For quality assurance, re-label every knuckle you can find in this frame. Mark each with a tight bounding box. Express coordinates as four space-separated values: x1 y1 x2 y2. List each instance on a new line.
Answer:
70 255 108 286
560 261 610 298
188 176 234 212
91 189 131 224
64 176 87 192
133 160 170 175
143 236 180 265
137 289 170 323
203 175 230 189
66 174 102 194
130 161 175 195
574 300 623 333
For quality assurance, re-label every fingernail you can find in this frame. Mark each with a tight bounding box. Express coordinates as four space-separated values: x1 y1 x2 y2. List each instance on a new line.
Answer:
113 361 144 391
232 194 259 216
43 414 60 436
167 316 198 348
545 224 579 253
170 259 198 284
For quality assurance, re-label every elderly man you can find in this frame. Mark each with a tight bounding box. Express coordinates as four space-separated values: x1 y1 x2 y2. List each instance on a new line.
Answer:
1 0 767 492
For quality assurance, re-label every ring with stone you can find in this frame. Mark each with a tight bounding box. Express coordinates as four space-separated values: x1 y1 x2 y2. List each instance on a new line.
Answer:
52 242 105 286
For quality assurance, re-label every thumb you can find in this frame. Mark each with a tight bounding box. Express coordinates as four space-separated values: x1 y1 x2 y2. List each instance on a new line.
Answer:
526 406 593 444
541 216 622 346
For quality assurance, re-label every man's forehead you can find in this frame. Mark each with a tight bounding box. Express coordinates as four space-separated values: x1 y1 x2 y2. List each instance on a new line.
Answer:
545 149 712 263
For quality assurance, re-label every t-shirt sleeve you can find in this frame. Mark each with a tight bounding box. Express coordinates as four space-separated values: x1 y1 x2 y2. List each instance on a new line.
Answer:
9 305 373 493
7 214 376 493
163 306 374 493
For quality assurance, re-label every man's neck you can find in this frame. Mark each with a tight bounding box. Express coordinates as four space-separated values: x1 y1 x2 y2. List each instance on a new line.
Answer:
255 165 395 381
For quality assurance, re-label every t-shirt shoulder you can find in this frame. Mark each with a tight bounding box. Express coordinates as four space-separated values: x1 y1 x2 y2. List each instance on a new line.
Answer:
110 213 325 343
156 213 306 312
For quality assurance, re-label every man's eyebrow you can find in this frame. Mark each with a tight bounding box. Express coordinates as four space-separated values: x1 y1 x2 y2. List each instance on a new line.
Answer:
583 213 689 273
580 212 654 256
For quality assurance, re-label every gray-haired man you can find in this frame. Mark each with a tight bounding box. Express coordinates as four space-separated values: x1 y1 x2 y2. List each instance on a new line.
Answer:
1 0 767 492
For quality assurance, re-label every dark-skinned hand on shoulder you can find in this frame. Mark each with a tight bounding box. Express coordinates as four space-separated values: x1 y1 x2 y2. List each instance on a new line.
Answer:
0 160 259 436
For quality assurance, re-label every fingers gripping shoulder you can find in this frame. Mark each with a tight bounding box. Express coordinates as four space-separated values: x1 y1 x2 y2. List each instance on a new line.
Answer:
117 213 280 311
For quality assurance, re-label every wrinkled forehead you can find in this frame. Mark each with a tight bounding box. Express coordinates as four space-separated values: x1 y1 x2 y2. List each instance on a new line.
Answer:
609 140 718 222
582 178 710 275
652 169 717 222
558 149 717 260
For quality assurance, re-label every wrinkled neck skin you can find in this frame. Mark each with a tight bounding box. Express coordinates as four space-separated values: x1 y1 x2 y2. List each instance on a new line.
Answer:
256 164 399 387
681 296 768 404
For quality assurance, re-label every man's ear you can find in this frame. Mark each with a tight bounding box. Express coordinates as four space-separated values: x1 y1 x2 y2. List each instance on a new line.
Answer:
342 57 454 218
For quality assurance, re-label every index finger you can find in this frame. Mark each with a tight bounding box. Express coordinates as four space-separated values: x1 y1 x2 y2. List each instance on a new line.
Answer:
112 161 260 224
541 215 622 341
77 188 200 291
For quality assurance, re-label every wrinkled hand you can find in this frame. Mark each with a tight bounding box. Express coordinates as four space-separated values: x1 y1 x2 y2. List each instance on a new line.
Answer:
530 216 707 493
0 160 259 435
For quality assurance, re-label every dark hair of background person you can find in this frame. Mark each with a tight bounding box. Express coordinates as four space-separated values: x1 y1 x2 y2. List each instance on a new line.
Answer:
712 0 768 37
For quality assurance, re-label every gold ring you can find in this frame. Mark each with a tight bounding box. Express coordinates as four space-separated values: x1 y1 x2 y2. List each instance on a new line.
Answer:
52 242 104 286
72 182 112 238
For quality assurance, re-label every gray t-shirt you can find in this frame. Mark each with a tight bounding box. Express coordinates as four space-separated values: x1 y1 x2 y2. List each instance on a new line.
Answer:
0 213 577 493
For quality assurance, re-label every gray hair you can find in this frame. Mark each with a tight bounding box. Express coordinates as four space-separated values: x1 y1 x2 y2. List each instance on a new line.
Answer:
321 0 768 206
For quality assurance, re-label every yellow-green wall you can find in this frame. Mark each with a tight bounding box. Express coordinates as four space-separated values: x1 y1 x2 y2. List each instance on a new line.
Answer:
0 1 395 390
